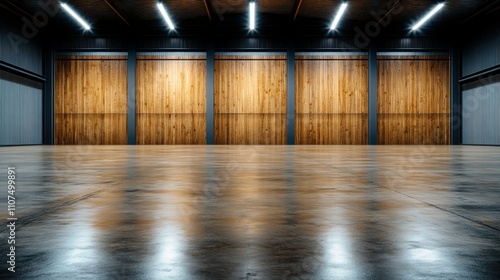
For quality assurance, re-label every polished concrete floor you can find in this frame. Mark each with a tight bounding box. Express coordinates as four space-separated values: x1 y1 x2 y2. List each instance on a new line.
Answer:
0 145 499 279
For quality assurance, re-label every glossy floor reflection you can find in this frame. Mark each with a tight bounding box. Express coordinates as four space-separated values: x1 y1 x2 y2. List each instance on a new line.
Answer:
0 145 499 279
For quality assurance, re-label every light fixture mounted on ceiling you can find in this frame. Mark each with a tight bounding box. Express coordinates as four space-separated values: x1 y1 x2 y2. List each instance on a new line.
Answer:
330 2 348 30
411 2 445 30
249 1 256 30
60 3 91 30
157 2 175 30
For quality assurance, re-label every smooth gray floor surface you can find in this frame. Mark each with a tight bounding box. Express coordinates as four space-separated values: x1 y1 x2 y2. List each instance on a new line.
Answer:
0 145 499 279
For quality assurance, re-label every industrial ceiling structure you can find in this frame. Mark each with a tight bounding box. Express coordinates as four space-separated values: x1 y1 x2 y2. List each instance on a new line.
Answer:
1 0 499 36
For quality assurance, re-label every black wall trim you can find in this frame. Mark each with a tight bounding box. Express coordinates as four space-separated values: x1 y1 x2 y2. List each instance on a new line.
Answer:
0 60 46 83
127 39 137 145
451 47 461 145
206 41 215 145
368 45 377 145
286 44 295 145
459 64 500 83
43 41 54 145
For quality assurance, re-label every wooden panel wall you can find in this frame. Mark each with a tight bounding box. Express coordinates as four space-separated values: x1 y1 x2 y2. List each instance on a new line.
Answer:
136 55 206 144
55 56 128 145
377 56 450 144
214 55 287 144
295 55 368 144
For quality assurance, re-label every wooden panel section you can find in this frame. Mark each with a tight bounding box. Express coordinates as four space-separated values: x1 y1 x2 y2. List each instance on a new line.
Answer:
377 56 450 145
214 57 287 114
214 114 286 145
136 58 206 114
55 56 128 145
377 114 450 145
136 56 206 144
136 114 206 145
214 55 287 144
55 113 127 145
295 57 368 144
296 114 368 145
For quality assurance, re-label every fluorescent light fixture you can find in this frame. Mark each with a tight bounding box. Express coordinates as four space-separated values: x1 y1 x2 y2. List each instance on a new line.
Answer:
249 1 256 30
157 3 175 30
411 3 445 30
61 3 91 30
330 2 348 30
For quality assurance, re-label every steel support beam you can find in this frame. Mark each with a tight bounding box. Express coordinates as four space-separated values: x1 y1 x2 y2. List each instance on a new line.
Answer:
287 44 295 145
203 0 214 22
206 42 215 144
103 0 131 26
43 41 54 145
291 0 303 21
451 47 461 144
127 39 136 145
368 44 377 145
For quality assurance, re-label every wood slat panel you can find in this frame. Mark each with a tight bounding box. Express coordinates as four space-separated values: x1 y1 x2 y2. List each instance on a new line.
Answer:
377 55 450 60
56 59 127 114
55 113 127 145
137 55 206 60
377 56 450 145
214 114 287 145
136 114 206 145
136 59 206 114
295 114 368 145
55 57 128 145
215 55 286 60
378 58 450 114
136 57 207 144
377 114 450 145
295 55 368 60
295 59 368 114
214 59 287 114
214 55 287 145
295 58 368 144
56 55 128 60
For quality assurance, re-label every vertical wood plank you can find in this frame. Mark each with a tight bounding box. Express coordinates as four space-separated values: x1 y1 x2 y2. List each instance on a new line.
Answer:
377 56 450 145
55 56 128 145
136 56 207 144
214 55 287 145
295 56 369 144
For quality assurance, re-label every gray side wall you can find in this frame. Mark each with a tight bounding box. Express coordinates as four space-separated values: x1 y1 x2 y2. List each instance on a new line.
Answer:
461 16 500 145
462 74 500 145
0 70 43 145
0 11 44 145
462 19 500 77
0 12 43 75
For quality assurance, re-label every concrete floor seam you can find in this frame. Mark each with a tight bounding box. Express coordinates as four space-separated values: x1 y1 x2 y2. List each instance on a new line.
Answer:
372 181 500 233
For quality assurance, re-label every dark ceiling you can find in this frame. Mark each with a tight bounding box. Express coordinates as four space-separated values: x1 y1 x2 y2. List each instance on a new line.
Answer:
1 0 499 36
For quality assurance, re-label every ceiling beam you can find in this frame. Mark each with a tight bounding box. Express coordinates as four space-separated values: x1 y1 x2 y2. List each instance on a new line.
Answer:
0 3 24 18
203 0 214 21
102 0 131 26
3 0 34 19
291 0 303 21
376 0 402 25
460 0 500 25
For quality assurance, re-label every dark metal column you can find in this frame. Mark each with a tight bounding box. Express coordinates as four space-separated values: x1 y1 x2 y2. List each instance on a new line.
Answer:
286 45 295 145
127 39 136 145
43 40 54 145
450 47 461 145
206 42 215 145
368 45 377 145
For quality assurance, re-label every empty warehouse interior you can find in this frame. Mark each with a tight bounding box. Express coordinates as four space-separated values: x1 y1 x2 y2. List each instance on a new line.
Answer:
1 0 500 279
